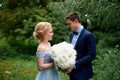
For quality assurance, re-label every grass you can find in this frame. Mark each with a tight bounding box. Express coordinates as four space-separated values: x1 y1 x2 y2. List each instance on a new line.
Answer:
0 58 37 80
0 56 69 80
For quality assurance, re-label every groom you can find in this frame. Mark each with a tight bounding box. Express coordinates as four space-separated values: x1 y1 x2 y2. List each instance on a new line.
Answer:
66 12 96 80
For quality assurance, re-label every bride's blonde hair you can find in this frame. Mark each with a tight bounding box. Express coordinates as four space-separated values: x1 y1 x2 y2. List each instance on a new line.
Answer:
33 22 52 41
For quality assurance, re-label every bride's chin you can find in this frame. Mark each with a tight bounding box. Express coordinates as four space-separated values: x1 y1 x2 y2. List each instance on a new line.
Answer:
49 39 52 41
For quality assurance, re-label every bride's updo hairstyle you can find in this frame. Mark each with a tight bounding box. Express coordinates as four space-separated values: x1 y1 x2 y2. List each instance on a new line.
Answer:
33 22 52 41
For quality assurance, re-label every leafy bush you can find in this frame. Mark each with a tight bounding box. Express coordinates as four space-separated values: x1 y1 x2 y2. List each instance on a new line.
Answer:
0 6 49 54
93 48 120 80
46 1 70 44
94 31 120 49
0 38 16 60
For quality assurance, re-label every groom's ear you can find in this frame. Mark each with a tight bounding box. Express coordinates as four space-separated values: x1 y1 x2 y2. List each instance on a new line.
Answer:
74 19 79 23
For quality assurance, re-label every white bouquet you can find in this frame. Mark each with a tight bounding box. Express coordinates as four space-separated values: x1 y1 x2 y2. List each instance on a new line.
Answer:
51 41 76 70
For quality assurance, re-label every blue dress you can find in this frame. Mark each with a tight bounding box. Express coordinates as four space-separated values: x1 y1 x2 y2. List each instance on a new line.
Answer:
35 51 61 80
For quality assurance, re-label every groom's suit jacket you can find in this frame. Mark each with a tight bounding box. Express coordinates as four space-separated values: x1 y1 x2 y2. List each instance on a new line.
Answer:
69 28 96 80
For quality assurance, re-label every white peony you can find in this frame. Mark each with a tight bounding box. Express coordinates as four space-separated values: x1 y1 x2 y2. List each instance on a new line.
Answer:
51 41 76 70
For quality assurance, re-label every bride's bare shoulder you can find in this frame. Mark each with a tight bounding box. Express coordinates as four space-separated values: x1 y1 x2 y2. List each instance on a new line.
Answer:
37 44 46 52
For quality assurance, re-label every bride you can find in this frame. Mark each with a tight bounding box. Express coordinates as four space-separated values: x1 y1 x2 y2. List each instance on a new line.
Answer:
33 22 61 80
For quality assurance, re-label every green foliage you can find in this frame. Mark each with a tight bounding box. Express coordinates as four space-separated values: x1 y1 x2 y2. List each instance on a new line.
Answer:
47 0 120 32
91 32 120 80
94 31 120 49
0 37 16 60
93 48 120 80
0 6 49 54
0 0 120 54
46 1 70 44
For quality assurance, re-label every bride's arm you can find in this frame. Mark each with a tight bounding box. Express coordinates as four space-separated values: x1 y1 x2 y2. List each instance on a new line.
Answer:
37 57 54 71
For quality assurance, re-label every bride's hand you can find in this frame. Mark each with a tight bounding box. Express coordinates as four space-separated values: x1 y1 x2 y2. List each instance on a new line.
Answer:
66 66 74 73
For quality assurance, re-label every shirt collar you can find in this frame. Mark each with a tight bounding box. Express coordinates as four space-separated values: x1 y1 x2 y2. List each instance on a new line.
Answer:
75 25 84 34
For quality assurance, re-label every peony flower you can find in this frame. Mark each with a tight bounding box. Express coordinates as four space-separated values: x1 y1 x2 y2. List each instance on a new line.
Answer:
51 41 76 70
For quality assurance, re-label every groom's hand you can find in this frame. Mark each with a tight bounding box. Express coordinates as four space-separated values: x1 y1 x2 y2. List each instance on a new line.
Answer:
66 66 74 73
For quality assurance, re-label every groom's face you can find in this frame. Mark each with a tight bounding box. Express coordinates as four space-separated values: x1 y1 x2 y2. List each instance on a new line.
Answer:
66 19 77 31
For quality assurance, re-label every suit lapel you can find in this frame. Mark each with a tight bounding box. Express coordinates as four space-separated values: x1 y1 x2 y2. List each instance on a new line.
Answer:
74 29 85 48
70 33 74 43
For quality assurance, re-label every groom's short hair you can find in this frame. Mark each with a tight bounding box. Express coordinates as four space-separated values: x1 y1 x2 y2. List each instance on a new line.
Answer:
66 12 81 23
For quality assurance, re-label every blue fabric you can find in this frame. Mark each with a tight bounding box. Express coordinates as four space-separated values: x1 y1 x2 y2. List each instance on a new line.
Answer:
36 51 48 57
71 26 83 47
35 51 61 80
69 28 96 80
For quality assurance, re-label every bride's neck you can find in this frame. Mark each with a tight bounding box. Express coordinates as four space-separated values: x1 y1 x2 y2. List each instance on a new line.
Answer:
41 40 49 45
